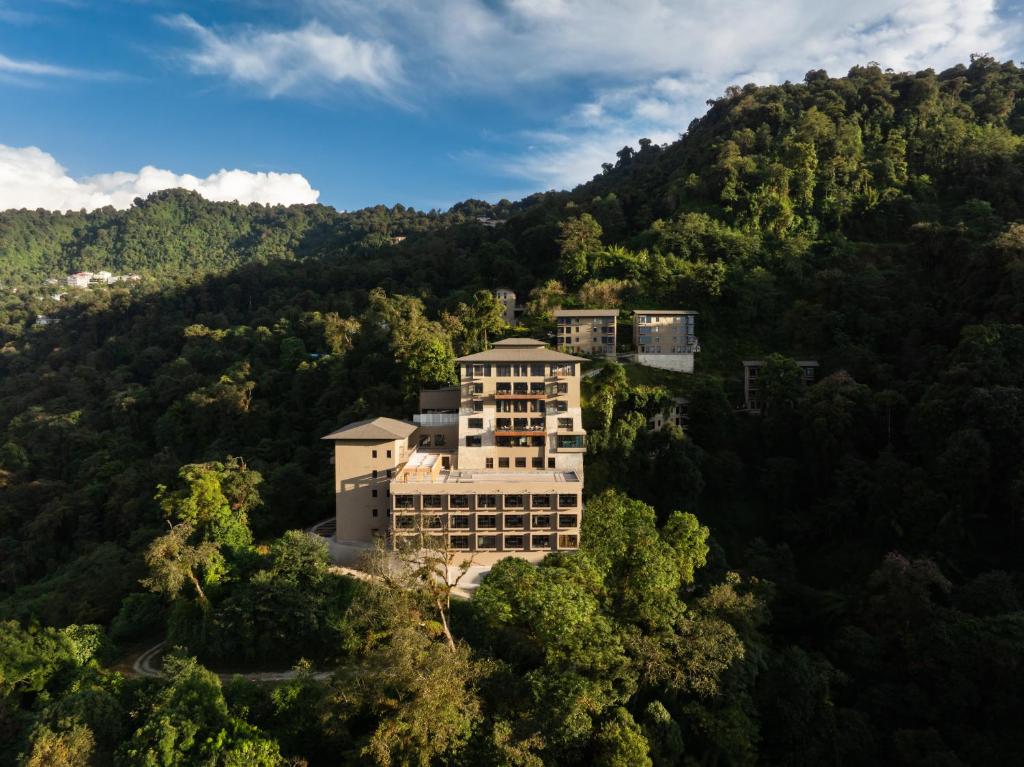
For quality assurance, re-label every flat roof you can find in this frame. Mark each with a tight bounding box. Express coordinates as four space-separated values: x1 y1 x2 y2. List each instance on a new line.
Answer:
322 416 417 441
742 359 819 366
633 309 698 315
553 309 620 317
394 469 582 486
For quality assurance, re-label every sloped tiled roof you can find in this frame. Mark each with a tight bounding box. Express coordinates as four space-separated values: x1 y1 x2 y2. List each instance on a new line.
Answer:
457 338 585 363
553 309 620 317
322 417 417 441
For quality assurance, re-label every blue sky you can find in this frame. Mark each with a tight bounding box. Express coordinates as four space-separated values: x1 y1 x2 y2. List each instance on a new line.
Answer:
0 0 1021 212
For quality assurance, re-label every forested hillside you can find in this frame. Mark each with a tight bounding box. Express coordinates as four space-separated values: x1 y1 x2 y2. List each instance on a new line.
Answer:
2 57 1023 766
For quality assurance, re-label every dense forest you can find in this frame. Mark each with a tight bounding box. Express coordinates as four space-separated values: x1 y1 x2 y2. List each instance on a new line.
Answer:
2 56 1024 766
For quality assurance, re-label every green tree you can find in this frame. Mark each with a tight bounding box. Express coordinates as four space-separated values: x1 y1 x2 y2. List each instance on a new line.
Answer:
156 459 262 551
118 655 284 766
558 214 603 285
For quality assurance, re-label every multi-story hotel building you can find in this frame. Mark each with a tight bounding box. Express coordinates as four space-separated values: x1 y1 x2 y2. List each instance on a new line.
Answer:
554 309 619 358
323 338 586 564
633 310 700 372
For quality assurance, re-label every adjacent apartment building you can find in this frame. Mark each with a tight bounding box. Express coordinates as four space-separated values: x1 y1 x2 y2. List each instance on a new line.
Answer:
742 359 819 412
554 309 619 358
633 310 700 372
494 287 520 327
323 338 586 564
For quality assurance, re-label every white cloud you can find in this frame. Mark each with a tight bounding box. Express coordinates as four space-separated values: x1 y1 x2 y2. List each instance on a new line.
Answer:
164 14 403 98
462 0 1022 189
0 51 89 79
0 145 320 212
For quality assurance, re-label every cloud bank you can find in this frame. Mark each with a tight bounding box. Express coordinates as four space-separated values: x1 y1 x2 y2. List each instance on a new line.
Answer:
304 0 1021 189
0 145 320 212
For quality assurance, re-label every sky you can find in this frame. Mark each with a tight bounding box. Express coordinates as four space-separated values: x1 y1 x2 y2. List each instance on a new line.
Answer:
0 1 1022 213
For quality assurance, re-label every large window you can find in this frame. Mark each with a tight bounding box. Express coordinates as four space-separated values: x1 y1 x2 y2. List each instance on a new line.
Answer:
466 435 482 447
558 494 579 508
532 514 551 528
450 535 470 550
477 514 497 528
496 436 544 447
450 515 470 529
557 435 584 449
515 457 526 468
504 495 524 508
468 418 483 429
531 494 551 508
477 534 497 550
558 534 579 549
450 495 469 509
395 516 416 529
557 417 573 430
423 495 442 509
504 514 524 528
530 364 545 376
477 494 496 508
496 364 511 377
532 534 552 549
395 495 415 509
471 364 491 377
504 534 524 549
558 514 578 528
424 515 444 529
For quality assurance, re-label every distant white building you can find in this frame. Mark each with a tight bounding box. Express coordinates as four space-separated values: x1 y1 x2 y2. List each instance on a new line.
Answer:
34 315 58 327
91 271 114 285
67 272 93 288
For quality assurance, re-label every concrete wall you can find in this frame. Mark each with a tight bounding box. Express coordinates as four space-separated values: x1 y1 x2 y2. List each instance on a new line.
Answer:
634 352 695 373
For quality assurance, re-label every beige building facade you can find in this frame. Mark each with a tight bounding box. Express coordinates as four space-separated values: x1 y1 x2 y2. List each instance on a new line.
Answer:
494 288 519 327
554 309 619 358
324 338 586 564
633 310 699 372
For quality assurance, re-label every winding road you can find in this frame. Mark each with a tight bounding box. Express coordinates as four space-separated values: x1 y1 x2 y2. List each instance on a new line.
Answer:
127 519 346 682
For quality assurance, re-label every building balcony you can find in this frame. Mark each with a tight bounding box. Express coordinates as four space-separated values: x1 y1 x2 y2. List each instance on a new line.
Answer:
494 392 546 400
413 412 458 426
